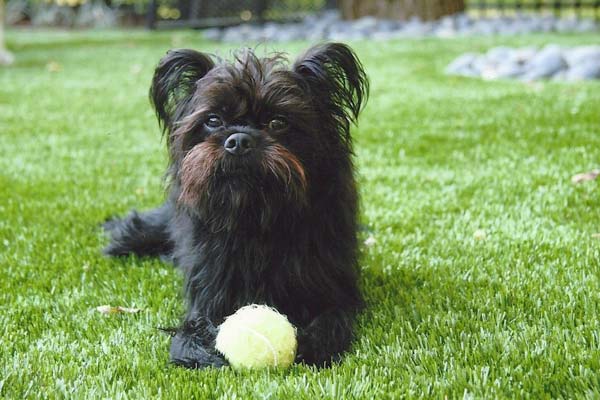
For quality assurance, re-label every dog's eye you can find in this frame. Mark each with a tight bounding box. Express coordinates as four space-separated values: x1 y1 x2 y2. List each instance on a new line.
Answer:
268 118 287 131
205 115 223 128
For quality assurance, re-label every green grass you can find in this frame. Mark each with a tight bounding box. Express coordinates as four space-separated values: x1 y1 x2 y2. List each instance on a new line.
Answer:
1 29 600 399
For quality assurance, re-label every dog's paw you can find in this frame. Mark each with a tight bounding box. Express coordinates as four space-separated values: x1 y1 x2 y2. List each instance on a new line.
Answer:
169 330 227 369
168 318 226 369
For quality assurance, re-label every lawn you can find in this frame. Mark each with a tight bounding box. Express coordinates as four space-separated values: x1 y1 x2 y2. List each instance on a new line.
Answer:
1 29 599 398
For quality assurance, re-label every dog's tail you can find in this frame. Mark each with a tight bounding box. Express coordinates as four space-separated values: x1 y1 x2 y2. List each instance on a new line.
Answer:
103 203 174 259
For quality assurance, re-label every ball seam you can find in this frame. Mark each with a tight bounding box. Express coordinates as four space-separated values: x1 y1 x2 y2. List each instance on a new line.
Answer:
237 325 279 366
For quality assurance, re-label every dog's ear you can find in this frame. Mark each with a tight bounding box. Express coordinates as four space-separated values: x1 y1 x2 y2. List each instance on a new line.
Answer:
293 43 369 142
150 49 215 134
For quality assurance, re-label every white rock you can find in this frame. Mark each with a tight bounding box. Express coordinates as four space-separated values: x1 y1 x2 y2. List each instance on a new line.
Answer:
445 53 478 75
494 61 526 78
352 16 379 33
0 50 15 66
565 61 600 81
211 14 598 43
509 47 537 65
564 46 600 67
203 28 222 41
523 45 567 79
486 46 514 65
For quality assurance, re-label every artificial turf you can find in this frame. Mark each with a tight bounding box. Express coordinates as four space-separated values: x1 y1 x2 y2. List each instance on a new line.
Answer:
1 29 599 399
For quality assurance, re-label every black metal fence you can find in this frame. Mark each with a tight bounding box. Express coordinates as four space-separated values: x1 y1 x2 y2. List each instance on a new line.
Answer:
147 0 335 29
147 0 600 29
469 0 600 18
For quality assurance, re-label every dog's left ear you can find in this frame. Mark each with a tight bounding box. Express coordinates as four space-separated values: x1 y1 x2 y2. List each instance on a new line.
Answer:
293 43 369 141
150 49 215 134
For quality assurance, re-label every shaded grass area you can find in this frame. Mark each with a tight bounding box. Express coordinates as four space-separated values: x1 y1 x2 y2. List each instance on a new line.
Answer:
1 30 599 398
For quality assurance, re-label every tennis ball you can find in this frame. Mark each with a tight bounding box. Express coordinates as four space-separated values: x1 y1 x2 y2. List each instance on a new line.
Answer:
215 304 297 369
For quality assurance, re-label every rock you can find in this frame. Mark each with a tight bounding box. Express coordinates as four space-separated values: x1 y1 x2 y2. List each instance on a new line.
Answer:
480 57 520 80
493 61 526 79
370 30 403 41
221 24 252 42
304 9 340 28
206 13 598 43
564 46 600 67
445 53 478 75
401 17 432 36
565 60 600 81
32 5 76 27
352 16 379 34
486 46 514 65
434 27 457 38
447 43 600 82
438 15 456 30
522 45 567 80
470 55 490 75
454 13 472 31
75 2 116 28
509 47 537 65
376 19 402 33
304 12 338 39
6 0 29 25
575 19 597 33
471 19 497 35
555 18 580 33
0 50 15 66
203 28 223 41
276 25 305 41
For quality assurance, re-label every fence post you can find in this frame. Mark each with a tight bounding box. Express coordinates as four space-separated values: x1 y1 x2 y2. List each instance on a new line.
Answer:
146 0 157 29
325 0 337 9
254 0 268 23
552 0 561 17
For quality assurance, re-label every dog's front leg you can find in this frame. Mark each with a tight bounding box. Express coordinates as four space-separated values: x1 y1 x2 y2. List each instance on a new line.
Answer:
296 308 357 366
169 317 227 369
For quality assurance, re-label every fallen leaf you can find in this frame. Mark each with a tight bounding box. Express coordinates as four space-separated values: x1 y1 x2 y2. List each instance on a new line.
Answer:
571 170 600 184
46 61 62 72
592 233 600 239
96 305 142 314
473 229 487 241
364 235 377 247
130 64 142 75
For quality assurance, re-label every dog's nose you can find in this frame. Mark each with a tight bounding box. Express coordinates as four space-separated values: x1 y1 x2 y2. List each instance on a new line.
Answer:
224 133 255 156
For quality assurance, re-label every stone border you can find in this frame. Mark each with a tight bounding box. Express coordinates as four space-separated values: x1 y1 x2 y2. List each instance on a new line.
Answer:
203 10 598 42
446 45 600 81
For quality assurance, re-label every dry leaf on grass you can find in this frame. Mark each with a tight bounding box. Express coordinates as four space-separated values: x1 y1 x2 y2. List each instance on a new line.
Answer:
473 229 487 241
130 64 142 75
96 305 142 314
364 235 377 247
571 170 600 184
46 61 62 72
592 233 600 239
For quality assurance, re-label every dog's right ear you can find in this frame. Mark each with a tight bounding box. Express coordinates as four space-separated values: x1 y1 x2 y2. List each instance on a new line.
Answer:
150 49 214 134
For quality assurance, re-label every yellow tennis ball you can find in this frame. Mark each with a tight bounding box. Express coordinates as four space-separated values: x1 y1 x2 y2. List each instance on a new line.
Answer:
215 304 297 369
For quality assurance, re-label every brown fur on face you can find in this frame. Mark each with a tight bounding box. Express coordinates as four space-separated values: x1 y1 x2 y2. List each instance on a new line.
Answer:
178 139 222 208
178 134 308 212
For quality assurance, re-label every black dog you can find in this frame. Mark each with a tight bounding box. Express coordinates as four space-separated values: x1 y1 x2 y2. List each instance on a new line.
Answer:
103 43 369 368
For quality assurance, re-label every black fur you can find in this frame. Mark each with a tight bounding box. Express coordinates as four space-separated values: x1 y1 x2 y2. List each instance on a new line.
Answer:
103 43 369 368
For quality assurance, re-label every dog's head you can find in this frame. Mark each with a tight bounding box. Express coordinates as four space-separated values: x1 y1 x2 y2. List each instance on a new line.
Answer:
150 43 368 232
